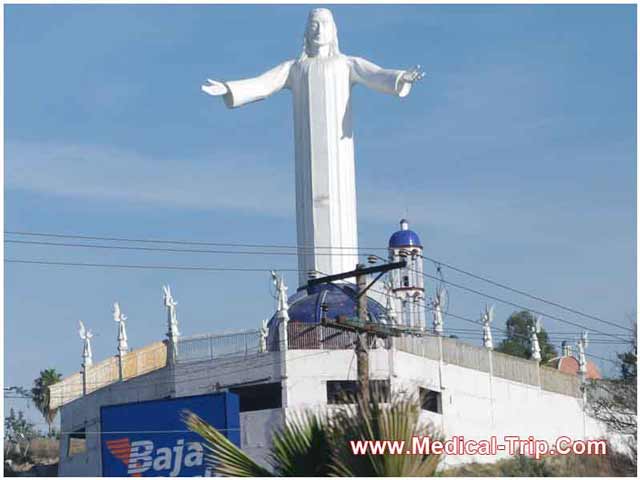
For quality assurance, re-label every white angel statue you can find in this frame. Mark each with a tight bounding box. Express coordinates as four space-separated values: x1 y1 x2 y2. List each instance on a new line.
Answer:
113 302 129 354
78 320 93 367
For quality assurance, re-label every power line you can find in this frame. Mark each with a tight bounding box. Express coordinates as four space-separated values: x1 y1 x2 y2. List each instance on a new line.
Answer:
309 276 631 356
8 256 632 345
8 248 632 351
371 250 633 334
444 328 626 339
306 275 630 347
419 253 633 333
5 259 299 273
380 280 633 345
345 287 630 349
585 351 623 366
7 257 633 354
5 230 384 252
405 266 632 342
440 311 623 365
7 229 628 333
5 239 365 258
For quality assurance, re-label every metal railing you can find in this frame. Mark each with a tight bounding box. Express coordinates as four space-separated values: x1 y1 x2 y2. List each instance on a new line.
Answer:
176 329 262 363
284 322 391 350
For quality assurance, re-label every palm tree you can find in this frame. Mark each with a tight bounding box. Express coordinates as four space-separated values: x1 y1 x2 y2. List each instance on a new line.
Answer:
31 369 62 436
185 393 442 476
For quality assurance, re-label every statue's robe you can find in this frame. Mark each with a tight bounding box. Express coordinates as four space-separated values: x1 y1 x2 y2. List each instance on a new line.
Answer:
223 55 411 285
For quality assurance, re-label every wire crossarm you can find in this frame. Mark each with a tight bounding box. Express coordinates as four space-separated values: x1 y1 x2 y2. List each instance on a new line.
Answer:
307 260 407 288
321 315 430 339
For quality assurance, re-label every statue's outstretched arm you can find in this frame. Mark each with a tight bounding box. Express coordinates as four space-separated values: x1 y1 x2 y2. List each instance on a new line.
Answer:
349 57 424 98
202 60 294 109
202 79 228 96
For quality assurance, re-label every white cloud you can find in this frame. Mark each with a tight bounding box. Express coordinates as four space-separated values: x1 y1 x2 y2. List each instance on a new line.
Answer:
5 140 533 238
5 141 295 217
5 138 632 248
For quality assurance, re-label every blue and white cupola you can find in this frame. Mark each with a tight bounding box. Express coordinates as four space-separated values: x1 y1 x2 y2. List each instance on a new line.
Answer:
388 219 426 328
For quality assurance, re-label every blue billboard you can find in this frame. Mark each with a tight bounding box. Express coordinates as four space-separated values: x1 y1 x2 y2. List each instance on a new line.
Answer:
100 392 240 477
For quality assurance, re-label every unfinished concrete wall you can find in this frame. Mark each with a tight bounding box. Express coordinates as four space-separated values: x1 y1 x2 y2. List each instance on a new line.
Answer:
442 337 491 373
50 342 168 410
492 350 540 387
397 336 579 397
394 335 440 361
540 365 581 397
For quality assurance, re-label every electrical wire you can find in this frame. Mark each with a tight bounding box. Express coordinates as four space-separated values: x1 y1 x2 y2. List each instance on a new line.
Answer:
7 249 632 370
5 259 299 273
5 230 383 251
382 258 633 342
5 239 365 258
370 251 633 334
365 282 633 348
419 253 634 333
6 229 631 333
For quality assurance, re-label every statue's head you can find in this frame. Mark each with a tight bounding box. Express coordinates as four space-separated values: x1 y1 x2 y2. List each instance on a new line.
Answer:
302 8 340 58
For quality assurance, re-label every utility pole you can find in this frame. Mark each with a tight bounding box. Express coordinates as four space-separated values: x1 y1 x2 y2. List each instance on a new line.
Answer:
356 264 370 407
310 260 409 406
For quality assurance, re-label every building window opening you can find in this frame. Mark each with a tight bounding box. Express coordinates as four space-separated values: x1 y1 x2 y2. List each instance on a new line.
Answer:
403 276 410 287
419 387 442 414
327 380 390 404
229 382 282 412
67 428 87 457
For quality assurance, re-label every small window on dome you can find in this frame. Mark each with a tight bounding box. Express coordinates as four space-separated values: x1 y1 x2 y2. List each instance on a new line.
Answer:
403 276 410 287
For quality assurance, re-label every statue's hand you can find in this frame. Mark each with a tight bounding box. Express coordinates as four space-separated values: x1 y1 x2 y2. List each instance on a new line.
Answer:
401 65 425 83
201 79 228 96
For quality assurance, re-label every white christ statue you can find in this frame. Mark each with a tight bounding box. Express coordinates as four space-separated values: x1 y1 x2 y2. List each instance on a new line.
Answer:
203 8 424 286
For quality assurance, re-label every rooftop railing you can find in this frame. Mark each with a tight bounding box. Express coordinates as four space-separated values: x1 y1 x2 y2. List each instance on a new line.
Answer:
176 329 262 363
268 321 392 350
49 323 581 410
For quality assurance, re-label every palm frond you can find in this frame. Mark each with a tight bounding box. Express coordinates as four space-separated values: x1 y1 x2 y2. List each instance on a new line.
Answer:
269 411 333 476
184 392 442 477
183 411 273 477
31 369 62 433
330 392 442 477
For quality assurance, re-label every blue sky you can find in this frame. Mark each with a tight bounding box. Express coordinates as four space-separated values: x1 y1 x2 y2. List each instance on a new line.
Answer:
4 4 636 428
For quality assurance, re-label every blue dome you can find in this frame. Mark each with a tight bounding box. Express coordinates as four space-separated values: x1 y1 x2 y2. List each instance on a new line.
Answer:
389 219 422 248
269 282 387 326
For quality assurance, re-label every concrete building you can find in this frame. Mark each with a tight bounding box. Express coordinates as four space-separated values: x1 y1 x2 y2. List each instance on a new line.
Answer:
53 322 604 476
51 222 606 476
